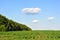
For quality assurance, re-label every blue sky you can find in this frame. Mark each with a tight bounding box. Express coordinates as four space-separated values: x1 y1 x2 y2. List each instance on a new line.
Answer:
0 0 60 30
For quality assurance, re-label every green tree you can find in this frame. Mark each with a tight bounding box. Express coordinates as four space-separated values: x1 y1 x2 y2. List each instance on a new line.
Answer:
0 14 32 31
0 25 6 31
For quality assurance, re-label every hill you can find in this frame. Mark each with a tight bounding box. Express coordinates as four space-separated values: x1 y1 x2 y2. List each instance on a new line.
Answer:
0 14 32 31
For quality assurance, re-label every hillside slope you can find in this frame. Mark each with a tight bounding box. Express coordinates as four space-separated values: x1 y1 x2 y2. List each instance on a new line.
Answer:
0 14 32 31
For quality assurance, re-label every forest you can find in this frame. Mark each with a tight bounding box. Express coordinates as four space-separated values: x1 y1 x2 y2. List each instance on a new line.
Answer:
0 14 32 31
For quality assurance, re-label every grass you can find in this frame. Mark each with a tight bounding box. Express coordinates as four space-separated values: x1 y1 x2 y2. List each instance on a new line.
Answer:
0 30 60 40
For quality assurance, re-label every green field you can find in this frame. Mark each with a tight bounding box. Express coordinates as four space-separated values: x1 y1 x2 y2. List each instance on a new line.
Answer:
0 30 60 40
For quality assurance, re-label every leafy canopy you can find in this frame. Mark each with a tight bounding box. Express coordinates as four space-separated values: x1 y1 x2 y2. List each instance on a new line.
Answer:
0 14 32 31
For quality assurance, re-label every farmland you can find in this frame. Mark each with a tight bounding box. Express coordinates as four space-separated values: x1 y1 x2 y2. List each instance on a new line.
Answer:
0 30 60 40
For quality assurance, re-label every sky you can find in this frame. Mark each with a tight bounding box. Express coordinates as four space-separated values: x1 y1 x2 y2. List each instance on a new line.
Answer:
0 0 60 30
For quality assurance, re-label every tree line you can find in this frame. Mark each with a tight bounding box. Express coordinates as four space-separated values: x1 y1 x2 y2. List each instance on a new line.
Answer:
0 14 32 31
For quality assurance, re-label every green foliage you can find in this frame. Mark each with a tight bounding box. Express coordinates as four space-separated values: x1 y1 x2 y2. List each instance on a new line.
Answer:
0 31 60 40
0 25 6 31
0 14 32 31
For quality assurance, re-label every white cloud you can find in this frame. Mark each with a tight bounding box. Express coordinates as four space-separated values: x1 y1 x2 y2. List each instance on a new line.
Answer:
22 8 41 14
32 20 39 23
48 17 54 20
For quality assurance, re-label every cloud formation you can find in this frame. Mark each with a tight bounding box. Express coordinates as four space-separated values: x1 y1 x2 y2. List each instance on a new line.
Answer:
22 8 41 14
32 20 39 23
48 17 54 20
